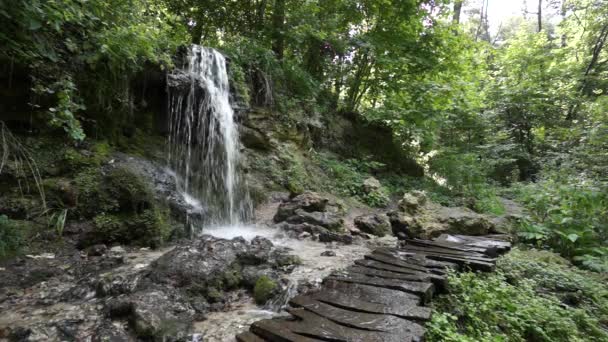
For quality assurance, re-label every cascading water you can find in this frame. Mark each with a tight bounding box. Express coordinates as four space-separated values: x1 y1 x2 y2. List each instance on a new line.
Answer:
167 45 252 228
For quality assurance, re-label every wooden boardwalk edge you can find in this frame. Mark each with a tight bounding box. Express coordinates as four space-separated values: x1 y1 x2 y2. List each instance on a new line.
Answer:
236 234 511 342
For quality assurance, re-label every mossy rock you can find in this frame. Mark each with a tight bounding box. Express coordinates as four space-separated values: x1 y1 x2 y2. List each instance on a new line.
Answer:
222 263 244 290
43 178 78 208
206 287 224 304
253 276 277 305
74 166 156 218
74 168 118 218
275 254 302 267
0 215 25 258
105 167 155 214
89 208 170 248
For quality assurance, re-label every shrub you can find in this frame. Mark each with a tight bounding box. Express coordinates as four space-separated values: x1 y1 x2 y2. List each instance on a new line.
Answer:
428 249 608 342
514 177 608 271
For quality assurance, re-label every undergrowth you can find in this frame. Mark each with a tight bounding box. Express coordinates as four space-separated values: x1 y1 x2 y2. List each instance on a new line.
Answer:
428 249 608 342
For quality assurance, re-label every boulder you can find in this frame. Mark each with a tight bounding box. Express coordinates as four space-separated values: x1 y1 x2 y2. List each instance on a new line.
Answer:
387 211 419 240
128 289 194 339
274 192 329 222
398 191 426 214
285 209 344 231
362 177 382 193
278 223 352 244
354 214 391 237
435 206 493 236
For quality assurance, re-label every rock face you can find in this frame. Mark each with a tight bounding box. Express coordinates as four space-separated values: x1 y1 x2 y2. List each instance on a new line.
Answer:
273 192 354 244
354 214 391 237
389 191 496 239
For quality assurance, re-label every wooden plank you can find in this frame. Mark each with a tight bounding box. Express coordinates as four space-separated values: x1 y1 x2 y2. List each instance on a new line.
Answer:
287 308 424 342
250 319 324 342
370 250 458 272
306 290 432 321
397 245 496 263
236 331 268 342
326 272 434 304
322 279 422 306
404 239 489 255
354 259 447 290
348 265 430 282
365 252 443 274
289 296 427 334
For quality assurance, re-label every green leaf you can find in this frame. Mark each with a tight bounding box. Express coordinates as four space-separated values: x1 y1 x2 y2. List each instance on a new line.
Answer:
29 19 42 30
567 234 579 243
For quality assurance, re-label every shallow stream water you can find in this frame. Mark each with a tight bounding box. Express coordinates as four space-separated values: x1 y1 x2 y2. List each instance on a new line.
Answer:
193 224 396 341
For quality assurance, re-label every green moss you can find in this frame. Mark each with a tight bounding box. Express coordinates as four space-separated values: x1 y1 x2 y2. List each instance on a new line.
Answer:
74 168 118 218
127 208 171 248
275 254 302 267
105 167 155 213
253 276 277 305
0 215 24 258
92 213 124 243
222 263 243 289
90 208 170 247
43 178 78 208
206 287 224 303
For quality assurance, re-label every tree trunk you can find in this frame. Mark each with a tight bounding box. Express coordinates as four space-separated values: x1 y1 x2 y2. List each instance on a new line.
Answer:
271 0 286 60
453 0 463 24
191 22 203 45
537 0 542 32
256 0 267 35
566 23 608 120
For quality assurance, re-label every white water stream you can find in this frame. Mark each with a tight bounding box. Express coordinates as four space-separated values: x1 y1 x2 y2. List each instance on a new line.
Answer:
167 46 396 341
168 45 252 227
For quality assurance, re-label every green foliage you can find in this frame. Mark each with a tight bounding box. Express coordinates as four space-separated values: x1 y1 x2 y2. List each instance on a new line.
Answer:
47 209 67 237
253 275 277 305
1 0 188 140
92 208 169 247
0 215 23 258
428 249 608 342
315 153 389 207
514 177 608 271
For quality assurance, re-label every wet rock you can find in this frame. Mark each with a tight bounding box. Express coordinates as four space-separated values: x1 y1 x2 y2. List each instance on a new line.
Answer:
241 266 279 289
93 321 131 342
319 230 353 245
129 290 195 339
85 244 107 257
274 192 329 222
96 272 141 297
387 211 418 240
285 209 344 231
354 214 390 237
107 246 127 263
241 125 272 151
321 251 336 257
238 236 274 265
150 236 249 288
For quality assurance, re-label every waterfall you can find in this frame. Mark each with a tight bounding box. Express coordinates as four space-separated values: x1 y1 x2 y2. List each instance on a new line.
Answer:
167 45 252 228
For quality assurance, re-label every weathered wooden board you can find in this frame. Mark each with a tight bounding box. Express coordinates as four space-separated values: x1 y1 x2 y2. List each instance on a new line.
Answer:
237 234 509 342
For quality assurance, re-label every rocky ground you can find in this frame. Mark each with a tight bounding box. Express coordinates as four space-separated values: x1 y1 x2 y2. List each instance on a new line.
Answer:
0 186 523 341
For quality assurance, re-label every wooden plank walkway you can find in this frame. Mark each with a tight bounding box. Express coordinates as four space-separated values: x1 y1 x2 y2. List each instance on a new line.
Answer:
236 234 511 342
